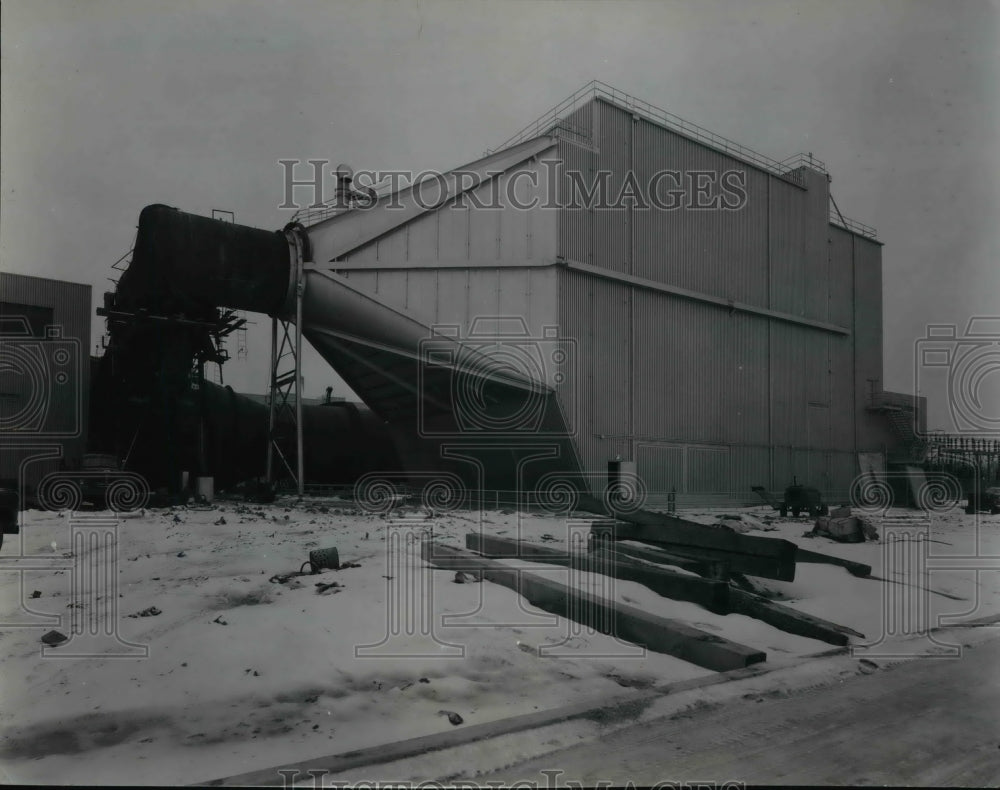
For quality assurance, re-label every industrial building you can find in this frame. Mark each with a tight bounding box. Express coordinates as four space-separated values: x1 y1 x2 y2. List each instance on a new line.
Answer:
11 83 923 504
278 83 906 502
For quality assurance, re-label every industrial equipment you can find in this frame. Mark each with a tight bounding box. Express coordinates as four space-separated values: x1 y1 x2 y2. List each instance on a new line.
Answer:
98 203 573 494
965 484 1000 515
752 480 829 518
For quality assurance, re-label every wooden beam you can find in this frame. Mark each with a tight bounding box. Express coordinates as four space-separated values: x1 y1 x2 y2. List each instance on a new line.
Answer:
423 542 766 671
580 500 798 564
590 520 797 582
601 539 729 579
463 535 863 648
728 589 865 646
795 547 873 577
466 533 731 613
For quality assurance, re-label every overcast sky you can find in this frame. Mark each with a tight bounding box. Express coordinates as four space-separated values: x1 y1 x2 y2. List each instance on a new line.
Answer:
3 0 997 431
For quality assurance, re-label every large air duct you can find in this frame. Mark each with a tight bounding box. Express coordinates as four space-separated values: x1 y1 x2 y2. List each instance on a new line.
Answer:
110 204 578 492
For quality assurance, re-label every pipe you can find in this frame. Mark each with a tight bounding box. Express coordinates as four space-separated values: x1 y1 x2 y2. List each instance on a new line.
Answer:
111 205 579 491
117 204 291 315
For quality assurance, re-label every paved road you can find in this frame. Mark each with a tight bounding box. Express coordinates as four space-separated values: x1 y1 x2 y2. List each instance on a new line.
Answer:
473 636 1000 786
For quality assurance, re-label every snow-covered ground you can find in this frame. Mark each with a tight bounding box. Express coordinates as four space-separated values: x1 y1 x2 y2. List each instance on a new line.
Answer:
0 498 997 785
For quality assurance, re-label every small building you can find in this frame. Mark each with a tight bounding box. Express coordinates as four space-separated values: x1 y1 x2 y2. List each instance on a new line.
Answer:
0 272 92 492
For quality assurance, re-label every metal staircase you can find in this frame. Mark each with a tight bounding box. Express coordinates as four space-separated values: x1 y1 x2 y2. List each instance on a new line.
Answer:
867 393 926 463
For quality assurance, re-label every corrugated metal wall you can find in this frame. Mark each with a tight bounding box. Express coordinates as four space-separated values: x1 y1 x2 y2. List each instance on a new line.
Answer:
0 273 92 491
555 98 883 499
849 227 895 451
316 95 885 500
344 157 557 267
341 267 559 359
336 156 561 380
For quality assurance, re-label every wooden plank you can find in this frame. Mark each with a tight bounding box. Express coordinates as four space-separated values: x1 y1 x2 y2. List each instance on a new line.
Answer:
466 533 730 613
592 523 797 582
795 547 873 577
728 589 865 646
603 540 728 578
463 536 861 648
578 496 797 560
422 542 766 671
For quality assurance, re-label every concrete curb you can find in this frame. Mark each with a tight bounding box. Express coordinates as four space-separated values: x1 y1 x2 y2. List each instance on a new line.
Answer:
198 659 801 785
196 613 1000 786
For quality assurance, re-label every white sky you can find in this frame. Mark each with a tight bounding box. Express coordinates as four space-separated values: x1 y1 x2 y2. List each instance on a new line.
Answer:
2 0 998 431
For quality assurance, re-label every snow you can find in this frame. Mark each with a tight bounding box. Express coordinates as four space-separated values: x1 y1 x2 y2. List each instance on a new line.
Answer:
1 499 997 785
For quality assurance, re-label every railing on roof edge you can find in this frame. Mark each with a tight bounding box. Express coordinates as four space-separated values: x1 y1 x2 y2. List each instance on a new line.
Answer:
290 82 877 239
828 208 878 240
486 81 828 185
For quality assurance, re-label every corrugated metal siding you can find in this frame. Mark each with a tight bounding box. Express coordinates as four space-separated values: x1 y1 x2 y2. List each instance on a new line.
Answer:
635 443 780 499
828 226 858 452
341 94 879 499
828 226 855 327
556 138 596 266
768 176 806 316
434 269 469 328
557 259 867 496
555 102 593 142
341 266 560 354
345 158 555 266
406 269 439 317
467 269 500 324
801 169 832 321
769 324 810 446
631 289 769 446
594 100 630 275
630 111 770 305
829 333 855 452
686 447 730 493
374 269 408 309
0 273 92 490
590 277 631 443
635 443 684 491
853 234 886 451
556 271 594 463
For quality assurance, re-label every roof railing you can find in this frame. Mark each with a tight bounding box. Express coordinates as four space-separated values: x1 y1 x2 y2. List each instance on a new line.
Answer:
291 81 877 239
828 207 878 240
487 81 828 186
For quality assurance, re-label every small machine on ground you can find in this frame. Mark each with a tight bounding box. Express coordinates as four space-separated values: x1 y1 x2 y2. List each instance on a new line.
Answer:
965 484 1000 515
753 479 829 518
